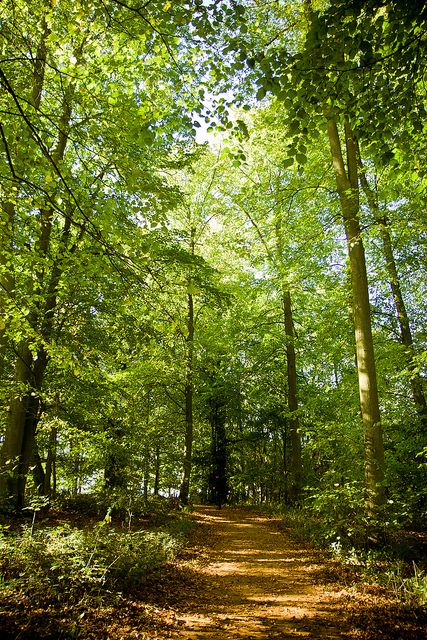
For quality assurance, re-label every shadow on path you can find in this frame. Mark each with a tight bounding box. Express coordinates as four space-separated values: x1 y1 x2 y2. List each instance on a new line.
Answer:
172 506 350 640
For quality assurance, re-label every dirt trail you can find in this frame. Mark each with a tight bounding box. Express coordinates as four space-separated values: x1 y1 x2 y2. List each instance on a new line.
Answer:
171 506 349 640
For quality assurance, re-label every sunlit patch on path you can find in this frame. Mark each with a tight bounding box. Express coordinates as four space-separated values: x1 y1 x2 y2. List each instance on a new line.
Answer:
171 506 349 639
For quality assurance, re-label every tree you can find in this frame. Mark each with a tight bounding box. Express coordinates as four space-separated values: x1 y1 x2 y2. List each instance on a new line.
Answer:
222 0 388 513
0 0 208 510
326 118 385 512
357 157 427 423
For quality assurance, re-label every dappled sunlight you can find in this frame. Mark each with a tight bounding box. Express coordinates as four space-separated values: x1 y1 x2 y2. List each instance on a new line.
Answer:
171 506 349 639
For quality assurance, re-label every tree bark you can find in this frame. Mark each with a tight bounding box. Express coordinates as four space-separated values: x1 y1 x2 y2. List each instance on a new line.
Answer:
0 201 74 508
358 160 427 423
282 289 302 502
179 289 194 504
104 421 127 491
273 216 303 503
327 118 385 513
207 374 228 508
44 425 57 496
153 444 160 496
0 343 32 509
0 200 15 378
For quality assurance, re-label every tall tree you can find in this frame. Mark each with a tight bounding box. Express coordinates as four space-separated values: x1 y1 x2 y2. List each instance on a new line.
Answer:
179 228 195 505
326 118 385 512
0 0 209 509
357 157 427 423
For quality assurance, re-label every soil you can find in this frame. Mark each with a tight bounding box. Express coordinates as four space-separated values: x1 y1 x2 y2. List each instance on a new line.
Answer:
169 505 349 639
160 506 427 640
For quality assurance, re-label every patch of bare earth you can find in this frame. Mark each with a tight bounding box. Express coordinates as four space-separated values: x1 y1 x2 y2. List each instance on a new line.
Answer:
169 506 351 639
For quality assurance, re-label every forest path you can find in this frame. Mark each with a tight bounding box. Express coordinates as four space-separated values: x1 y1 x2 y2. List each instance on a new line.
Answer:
170 506 349 640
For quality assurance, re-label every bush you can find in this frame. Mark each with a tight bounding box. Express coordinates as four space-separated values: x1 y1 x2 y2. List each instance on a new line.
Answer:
384 561 427 607
0 515 189 603
305 481 369 546
304 482 410 547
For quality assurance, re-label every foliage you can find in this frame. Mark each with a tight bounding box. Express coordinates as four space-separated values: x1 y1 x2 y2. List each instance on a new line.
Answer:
0 513 191 604
0 0 426 593
384 562 427 607
264 501 427 608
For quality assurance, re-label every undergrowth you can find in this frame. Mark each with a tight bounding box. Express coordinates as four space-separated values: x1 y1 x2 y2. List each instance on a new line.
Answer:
0 509 193 607
259 492 427 609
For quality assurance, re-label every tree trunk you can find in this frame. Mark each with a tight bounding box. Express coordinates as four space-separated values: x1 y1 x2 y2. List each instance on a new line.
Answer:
0 201 15 378
0 343 32 509
0 5 81 510
153 444 160 496
32 442 47 496
0 209 73 508
143 452 150 501
44 425 57 496
0 78 74 510
282 289 303 502
358 160 427 423
104 421 127 491
208 380 228 508
179 289 194 504
5 349 48 508
327 118 385 514
281 425 288 503
179 224 196 505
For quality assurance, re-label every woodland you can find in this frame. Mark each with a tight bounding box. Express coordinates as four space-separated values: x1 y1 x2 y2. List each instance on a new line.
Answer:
0 0 426 637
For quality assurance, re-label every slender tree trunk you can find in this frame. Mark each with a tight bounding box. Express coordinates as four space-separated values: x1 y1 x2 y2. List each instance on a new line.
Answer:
282 289 303 501
52 449 57 498
0 6 81 509
273 214 303 503
281 425 288 503
0 201 15 378
32 445 47 496
208 379 228 508
179 289 194 504
153 444 160 496
0 343 32 508
0 210 73 508
72 453 80 497
358 161 427 423
44 425 57 496
179 225 196 505
143 452 149 501
327 118 385 513
104 421 126 490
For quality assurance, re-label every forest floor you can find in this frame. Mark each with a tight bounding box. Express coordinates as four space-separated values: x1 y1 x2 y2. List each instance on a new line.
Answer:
157 506 426 640
166 505 349 639
1 505 426 639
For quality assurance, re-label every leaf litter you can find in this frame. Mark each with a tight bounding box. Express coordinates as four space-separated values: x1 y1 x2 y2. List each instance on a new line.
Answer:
0 505 426 639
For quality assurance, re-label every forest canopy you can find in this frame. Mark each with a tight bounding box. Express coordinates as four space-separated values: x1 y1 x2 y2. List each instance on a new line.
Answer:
0 0 426 539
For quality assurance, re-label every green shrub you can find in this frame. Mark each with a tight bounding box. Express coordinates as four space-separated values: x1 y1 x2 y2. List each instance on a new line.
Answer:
305 481 369 545
55 492 103 516
304 482 409 547
0 516 189 603
55 491 186 529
